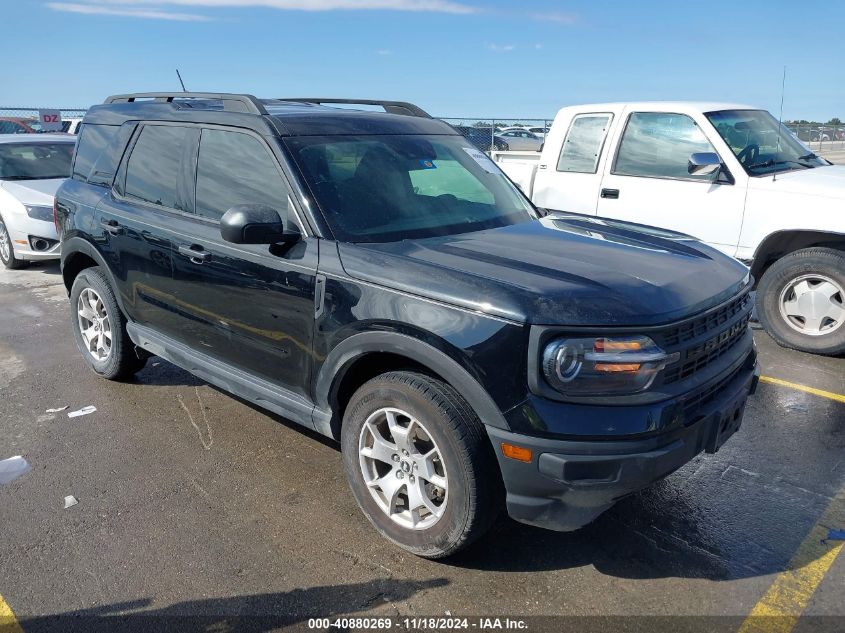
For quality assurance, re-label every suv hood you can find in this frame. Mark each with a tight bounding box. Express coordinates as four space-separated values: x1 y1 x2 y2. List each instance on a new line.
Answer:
0 178 65 206
338 215 750 326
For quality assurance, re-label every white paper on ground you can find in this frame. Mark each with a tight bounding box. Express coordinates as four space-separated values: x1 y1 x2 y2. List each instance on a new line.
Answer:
0 456 32 485
68 406 97 418
64 495 79 509
46 406 69 413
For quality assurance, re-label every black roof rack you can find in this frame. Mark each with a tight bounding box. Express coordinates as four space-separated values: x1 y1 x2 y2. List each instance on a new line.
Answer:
275 98 431 118
104 92 267 115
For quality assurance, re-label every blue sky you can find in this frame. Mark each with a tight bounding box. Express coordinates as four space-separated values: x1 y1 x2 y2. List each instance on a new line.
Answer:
3 0 843 121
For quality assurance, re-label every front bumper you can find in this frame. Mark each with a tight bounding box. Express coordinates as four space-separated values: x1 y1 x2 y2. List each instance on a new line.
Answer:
486 349 759 532
6 215 59 261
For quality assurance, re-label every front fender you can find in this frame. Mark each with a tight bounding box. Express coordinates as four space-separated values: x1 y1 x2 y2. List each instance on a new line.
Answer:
314 331 511 436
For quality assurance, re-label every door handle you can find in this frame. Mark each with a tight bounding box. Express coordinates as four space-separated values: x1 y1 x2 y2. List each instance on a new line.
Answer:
100 218 122 235
178 244 212 264
600 188 620 200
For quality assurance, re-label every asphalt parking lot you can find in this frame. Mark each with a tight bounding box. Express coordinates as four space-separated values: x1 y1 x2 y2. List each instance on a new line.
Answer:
0 261 843 633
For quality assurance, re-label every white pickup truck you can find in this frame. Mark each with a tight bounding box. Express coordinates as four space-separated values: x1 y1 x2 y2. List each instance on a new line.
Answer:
492 101 845 355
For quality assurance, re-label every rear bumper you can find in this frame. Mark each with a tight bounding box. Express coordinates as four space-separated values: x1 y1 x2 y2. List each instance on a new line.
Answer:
486 350 759 532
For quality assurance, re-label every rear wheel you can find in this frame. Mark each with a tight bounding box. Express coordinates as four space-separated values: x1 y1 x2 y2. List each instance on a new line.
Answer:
756 248 845 355
0 215 27 270
341 371 502 558
70 266 147 379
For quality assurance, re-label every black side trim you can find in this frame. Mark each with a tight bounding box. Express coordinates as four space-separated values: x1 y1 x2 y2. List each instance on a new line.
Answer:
126 323 319 434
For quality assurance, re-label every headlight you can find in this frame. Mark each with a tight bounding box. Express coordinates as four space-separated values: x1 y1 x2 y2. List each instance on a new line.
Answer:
25 205 54 222
542 335 678 397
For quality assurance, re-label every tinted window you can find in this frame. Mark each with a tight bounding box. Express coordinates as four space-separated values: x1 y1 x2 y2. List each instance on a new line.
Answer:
614 112 717 180
557 114 612 173
195 129 290 221
125 125 193 210
72 123 119 182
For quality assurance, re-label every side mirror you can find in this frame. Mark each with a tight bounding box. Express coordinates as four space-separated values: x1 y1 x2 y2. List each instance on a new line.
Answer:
688 152 722 176
220 204 299 245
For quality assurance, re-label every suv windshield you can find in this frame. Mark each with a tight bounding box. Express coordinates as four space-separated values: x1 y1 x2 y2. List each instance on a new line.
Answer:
0 142 74 180
285 134 535 242
706 109 828 176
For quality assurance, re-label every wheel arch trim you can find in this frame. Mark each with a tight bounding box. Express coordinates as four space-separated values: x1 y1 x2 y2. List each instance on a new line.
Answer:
751 229 845 283
314 331 510 438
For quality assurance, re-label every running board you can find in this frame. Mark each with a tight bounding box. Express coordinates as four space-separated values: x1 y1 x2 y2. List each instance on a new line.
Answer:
127 322 331 436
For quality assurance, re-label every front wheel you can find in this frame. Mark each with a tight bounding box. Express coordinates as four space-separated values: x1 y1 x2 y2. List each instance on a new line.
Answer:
756 248 845 355
341 371 502 558
0 215 27 270
70 266 147 379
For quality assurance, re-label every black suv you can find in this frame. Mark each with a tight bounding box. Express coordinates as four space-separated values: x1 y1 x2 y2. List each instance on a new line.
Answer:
56 93 758 558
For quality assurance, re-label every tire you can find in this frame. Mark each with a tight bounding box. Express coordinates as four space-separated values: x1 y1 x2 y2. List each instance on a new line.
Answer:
756 248 845 355
341 371 502 558
70 266 147 379
0 214 28 270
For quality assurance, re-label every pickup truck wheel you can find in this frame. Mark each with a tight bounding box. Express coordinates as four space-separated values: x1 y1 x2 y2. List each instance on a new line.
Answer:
341 371 502 559
70 266 147 379
756 248 845 355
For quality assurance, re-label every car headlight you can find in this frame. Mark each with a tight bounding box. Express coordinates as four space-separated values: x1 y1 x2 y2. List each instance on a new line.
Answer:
25 205 54 222
541 335 678 397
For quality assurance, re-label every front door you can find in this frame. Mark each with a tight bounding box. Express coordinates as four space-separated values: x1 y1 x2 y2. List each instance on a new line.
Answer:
167 126 318 399
596 111 746 256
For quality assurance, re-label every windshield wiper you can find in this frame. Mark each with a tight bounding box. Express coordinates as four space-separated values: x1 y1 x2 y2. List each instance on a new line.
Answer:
798 152 818 161
747 159 812 171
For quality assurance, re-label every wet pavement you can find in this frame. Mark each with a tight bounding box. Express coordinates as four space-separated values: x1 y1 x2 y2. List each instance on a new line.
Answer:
0 261 843 631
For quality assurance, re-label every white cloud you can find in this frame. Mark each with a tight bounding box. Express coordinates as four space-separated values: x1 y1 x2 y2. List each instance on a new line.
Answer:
377 49 393 55
69 0 479 13
534 43 542 49
488 43 515 52
47 2 212 19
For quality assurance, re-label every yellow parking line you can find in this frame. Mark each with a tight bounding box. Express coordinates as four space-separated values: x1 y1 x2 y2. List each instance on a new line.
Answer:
737 488 845 633
0 592 23 633
759 376 845 404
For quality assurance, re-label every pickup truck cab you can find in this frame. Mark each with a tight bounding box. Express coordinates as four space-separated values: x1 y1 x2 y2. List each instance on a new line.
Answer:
57 93 757 558
494 102 845 355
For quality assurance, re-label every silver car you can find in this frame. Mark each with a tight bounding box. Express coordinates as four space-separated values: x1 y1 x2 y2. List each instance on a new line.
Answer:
0 134 75 269
496 128 543 151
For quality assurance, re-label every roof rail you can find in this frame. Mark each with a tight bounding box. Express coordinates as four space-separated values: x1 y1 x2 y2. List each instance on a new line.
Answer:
275 98 431 118
104 92 267 115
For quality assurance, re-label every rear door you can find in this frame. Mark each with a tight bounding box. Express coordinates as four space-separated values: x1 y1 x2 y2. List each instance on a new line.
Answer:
96 122 196 337
532 111 615 214
167 126 318 399
595 110 746 255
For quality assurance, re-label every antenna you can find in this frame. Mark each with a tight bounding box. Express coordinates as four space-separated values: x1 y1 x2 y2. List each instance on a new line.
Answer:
176 68 188 92
774 65 786 181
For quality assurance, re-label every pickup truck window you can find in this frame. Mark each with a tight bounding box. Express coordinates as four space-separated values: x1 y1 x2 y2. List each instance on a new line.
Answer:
556 113 612 173
614 112 716 181
287 134 534 243
706 109 827 176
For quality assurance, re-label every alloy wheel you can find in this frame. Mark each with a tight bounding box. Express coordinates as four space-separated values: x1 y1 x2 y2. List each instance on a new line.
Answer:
778 274 845 336
0 220 10 263
77 288 113 361
358 407 448 530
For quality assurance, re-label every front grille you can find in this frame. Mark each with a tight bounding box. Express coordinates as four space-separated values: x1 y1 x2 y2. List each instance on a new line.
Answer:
661 292 751 347
681 360 746 423
659 289 753 385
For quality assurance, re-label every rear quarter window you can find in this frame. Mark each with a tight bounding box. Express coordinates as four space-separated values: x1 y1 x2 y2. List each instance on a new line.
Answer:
72 124 120 182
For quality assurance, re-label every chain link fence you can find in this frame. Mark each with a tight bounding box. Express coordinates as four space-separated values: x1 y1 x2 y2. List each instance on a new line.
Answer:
0 107 88 134
3 106 843 156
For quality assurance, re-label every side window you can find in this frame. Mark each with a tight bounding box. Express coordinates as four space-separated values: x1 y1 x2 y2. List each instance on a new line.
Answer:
557 113 612 173
614 112 717 181
72 123 119 182
125 125 193 210
195 129 290 221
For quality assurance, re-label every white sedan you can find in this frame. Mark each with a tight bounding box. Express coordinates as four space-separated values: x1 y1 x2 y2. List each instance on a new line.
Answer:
0 134 75 269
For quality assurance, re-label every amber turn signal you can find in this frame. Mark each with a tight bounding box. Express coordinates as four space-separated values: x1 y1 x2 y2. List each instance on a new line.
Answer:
501 443 533 463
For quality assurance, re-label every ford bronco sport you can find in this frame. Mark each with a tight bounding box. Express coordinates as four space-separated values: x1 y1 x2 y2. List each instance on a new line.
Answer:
56 93 758 558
